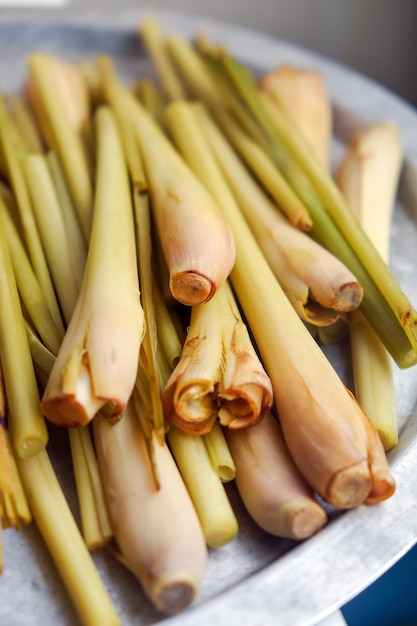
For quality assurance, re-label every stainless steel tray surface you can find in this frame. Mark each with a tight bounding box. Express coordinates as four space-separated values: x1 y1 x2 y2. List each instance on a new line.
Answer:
1 7 417 626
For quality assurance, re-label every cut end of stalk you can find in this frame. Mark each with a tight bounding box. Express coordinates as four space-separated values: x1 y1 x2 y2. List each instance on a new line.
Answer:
41 395 112 428
326 459 372 509
147 572 199 614
365 475 396 505
286 498 327 540
328 281 364 312
169 271 215 306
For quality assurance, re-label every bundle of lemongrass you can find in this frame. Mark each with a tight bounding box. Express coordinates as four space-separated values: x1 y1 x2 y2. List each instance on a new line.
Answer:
0 14 414 624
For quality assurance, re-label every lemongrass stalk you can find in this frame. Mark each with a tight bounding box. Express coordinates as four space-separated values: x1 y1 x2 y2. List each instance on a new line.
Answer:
97 56 147 191
0 430 31 529
184 103 362 324
133 189 166 439
226 411 327 538
216 280 273 428
165 100 391 509
100 57 166 437
41 106 145 427
136 78 166 126
203 421 236 482
154 281 183 368
259 65 332 171
93 405 208 614
68 426 113 549
0 202 63 354
27 54 94 240
47 151 88 286
16 448 120 626
115 85 235 306
25 321 56 376
214 107 312 231
0 94 65 335
337 122 403 450
167 424 238 547
6 94 44 153
162 285 223 435
23 153 80 325
139 17 187 101
0 196 48 457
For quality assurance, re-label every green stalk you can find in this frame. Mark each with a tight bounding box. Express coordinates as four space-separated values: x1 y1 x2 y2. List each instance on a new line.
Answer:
27 54 94 240
203 421 236 482
16 448 120 626
23 153 80 325
167 425 238 548
0 94 65 335
0 195 48 457
0 202 63 355
46 151 88 287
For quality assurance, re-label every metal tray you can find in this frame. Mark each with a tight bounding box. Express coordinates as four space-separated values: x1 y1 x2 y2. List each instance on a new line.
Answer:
1 7 417 626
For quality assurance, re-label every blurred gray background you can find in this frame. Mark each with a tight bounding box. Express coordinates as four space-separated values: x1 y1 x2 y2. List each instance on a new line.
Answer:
3 0 417 108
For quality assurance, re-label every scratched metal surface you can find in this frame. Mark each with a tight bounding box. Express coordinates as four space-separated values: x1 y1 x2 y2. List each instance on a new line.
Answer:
1 7 417 626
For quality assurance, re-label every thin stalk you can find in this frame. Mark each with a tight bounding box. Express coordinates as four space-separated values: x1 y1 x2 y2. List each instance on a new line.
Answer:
139 16 187 101
16 448 120 626
68 426 113 549
6 94 44 153
23 153 80 325
167 425 239 548
0 195 48 457
0 202 63 355
203 421 236 482
27 53 94 240
0 94 65 335
46 151 88 287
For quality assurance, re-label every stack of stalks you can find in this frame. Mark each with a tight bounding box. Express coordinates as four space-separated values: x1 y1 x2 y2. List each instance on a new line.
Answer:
0 13 413 624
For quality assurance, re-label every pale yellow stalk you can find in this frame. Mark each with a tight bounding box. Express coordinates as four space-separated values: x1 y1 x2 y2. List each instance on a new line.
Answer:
139 16 186 101
165 99 394 509
46 151 88 288
6 94 44 153
27 54 94 239
337 122 403 450
226 411 327 538
23 153 80 325
0 201 63 355
68 426 113 549
117 86 235 305
259 65 332 171
16 448 120 626
42 106 145 427
93 406 208 614
0 94 65 335
0 195 48 457
203 421 236 482
0 429 31 529
167 424 238 548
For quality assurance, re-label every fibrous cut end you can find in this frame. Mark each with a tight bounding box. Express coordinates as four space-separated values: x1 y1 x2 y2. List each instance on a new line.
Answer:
169 271 215 306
